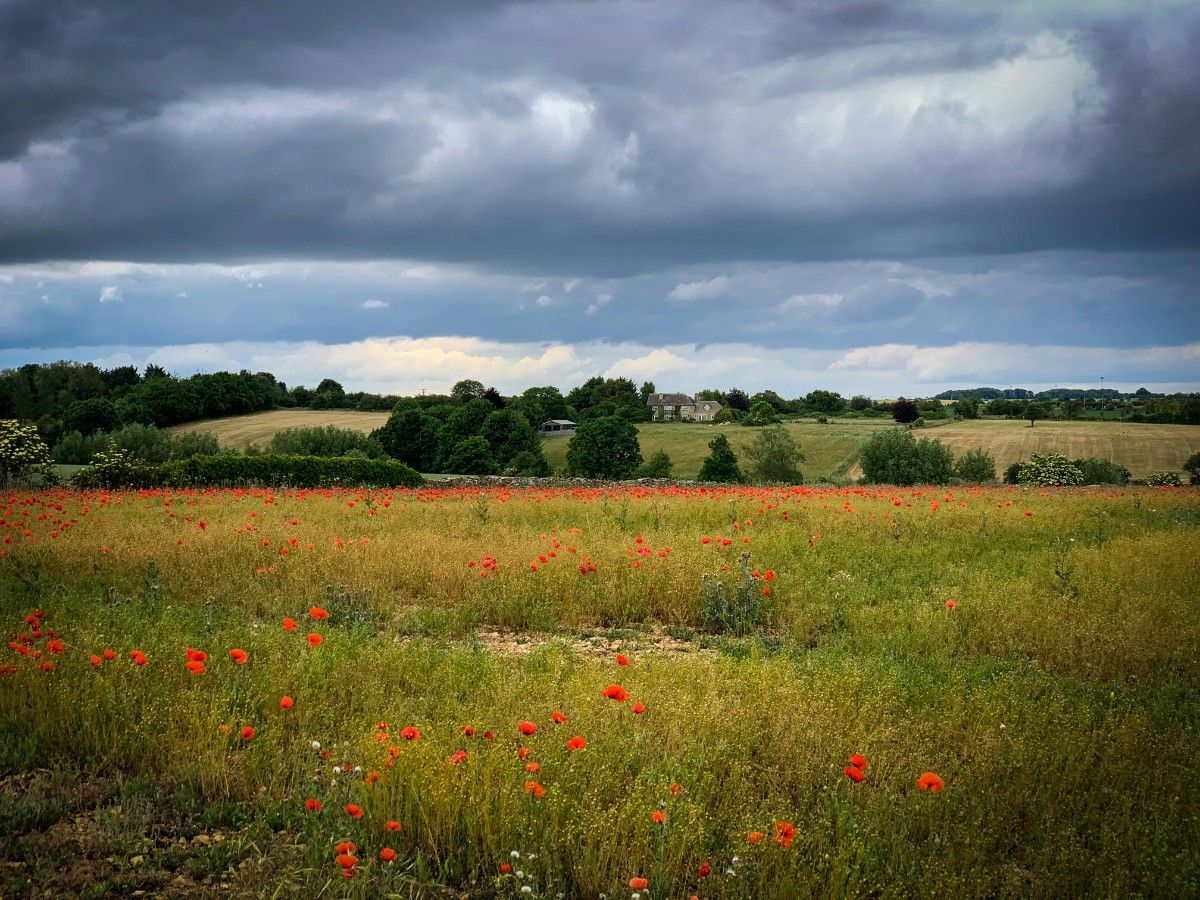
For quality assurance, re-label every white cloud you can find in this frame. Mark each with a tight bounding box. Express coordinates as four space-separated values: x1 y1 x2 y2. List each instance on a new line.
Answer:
667 275 730 302
361 299 389 309
536 295 554 307
586 293 613 316
564 278 580 292
776 292 843 312
98 285 122 303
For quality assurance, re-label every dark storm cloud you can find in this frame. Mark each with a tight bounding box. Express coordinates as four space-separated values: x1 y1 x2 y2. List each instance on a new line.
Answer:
2 0 1198 273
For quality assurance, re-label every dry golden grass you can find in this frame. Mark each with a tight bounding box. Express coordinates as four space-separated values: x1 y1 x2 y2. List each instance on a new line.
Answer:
170 409 390 451
916 418 1200 479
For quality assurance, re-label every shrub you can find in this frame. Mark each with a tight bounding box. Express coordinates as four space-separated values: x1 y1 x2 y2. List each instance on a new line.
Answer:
1003 461 1024 485
1146 471 1182 486
0 419 53 488
697 434 746 483
954 447 997 483
53 423 220 465
152 454 423 488
1017 453 1083 486
504 449 551 477
1074 457 1131 485
1183 452 1200 486
73 445 163 489
743 425 804 484
859 428 954 485
444 436 499 475
267 425 386 458
745 401 778 427
566 416 642 479
892 398 920 424
702 551 767 635
634 449 674 479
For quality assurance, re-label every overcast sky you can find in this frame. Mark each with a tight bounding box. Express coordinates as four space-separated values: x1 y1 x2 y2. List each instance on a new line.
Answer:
1 0 1197 396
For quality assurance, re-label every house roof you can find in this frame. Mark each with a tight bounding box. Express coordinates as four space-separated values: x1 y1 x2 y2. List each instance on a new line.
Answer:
647 392 694 406
542 419 576 425
695 400 722 412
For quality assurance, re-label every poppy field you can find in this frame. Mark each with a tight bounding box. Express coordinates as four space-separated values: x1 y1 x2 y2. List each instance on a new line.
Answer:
2 484 1199 898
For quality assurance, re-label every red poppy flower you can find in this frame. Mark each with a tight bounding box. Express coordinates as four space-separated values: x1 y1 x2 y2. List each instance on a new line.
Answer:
240 726 255 741
945 600 956 609
89 654 102 667
602 684 628 702
651 810 667 824
345 803 363 818
186 660 206 675
229 648 248 664
462 725 475 737
500 862 512 873
186 648 207 662
629 877 649 890
335 840 356 854
774 820 796 848
310 606 329 620
847 754 867 770
616 654 629 666
131 651 147 666
632 702 646 714
524 781 545 798
103 649 116 661
747 831 765 844
698 861 711 878
400 726 420 741
384 820 401 832
282 617 298 632
565 735 587 751
279 695 294 709
335 853 357 870
518 746 530 760
45 640 64 655
305 798 322 812
448 750 468 765
525 762 541 773
670 783 682 795
379 847 396 862
518 721 538 736
844 766 865 782
306 633 323 647
917 772 945 793
551 710 567 724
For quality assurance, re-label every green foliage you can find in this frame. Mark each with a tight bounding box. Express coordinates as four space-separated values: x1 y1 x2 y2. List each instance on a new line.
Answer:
480 408 540 469
157 454 424 488
444 436 499 475
743 425 805 484
371 405 442 472
267 425 386 458
504 449 551 477
954 447 997 483
73 444 162 489
849 394 872 411
1017 453 1083 486
859 427 954 485
1026 401 1048 426
1074 457 1131 485
450 379 487 403
745 400 778 427
953 397 980 419
51 423 220 465
62 397 118 435
697 433 746 483
803 389 846 415
1003 461 1024 484
1146 471 1182 486
892 398 920 424
566 416 642 478
633 449 673 479
702 551 767 635
1183 452 1200 485
0 419 53 488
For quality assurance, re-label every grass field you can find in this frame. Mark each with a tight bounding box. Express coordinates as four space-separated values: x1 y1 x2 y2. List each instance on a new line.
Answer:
171 410 391 451
170 410 1199 482
2 484 1198 897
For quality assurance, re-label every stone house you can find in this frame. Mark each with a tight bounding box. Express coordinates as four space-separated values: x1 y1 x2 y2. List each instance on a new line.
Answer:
646 393 723 422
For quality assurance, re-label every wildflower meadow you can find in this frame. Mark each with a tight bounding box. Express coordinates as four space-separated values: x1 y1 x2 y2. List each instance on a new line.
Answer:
2 484 1198 897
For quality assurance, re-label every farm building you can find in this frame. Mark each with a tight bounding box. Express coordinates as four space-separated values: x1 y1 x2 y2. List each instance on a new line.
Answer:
646 393 723 422
539 419 577 434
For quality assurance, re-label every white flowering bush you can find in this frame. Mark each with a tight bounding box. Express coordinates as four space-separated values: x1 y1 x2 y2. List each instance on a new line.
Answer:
74 443 161 489
1146 471 1182 486
1016 453 1084 486
0 419 53 488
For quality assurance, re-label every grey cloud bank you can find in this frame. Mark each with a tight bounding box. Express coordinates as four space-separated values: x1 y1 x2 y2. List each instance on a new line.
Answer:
0 0 1196 392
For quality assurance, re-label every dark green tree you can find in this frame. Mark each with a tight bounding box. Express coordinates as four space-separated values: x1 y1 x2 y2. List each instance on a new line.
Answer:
1026 401 1048 427
565 416 642 478
371 405 442 471
62 398 118 436
634 449 673 478
451 379 487 404
953 447 996 482
697 433 746 483
445 436 498 475
892 398 920 424
743 425 804 483
745 400 778 426
860 428 954 485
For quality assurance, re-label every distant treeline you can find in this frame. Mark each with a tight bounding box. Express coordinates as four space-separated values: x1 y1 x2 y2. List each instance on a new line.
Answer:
934 387 1160 400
